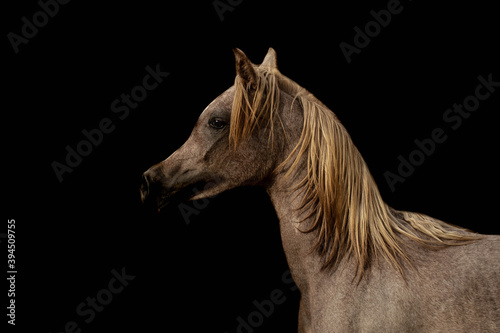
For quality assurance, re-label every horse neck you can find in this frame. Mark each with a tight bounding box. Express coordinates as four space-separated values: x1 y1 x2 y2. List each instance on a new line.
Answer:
266 166 326 292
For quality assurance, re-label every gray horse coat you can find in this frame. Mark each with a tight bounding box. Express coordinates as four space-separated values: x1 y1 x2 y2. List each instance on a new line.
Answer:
141 48 500 332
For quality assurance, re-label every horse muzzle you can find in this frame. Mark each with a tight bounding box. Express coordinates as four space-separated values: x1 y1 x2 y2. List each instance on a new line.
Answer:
140 160 205 212
140 164 178 212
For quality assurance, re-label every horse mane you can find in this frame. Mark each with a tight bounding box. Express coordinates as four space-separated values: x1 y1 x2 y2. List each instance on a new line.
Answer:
229 50 482 279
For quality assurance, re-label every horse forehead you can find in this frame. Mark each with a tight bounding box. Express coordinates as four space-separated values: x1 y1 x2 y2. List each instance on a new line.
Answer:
200 86 235 117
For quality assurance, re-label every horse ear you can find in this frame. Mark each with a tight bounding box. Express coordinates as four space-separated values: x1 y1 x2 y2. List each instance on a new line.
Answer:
260 47 278 70
233 48 257 87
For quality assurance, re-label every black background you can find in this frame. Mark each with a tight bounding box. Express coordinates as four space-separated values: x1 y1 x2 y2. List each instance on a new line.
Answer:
4 0 499 332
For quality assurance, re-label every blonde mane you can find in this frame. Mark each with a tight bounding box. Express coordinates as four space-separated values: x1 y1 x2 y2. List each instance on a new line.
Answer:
229 52 481 278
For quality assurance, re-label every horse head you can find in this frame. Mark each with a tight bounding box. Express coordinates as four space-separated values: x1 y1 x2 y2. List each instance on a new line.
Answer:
140 48 302 211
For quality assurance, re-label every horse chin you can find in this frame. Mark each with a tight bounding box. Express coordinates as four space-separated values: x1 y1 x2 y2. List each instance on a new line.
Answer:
143 183 194 214
154 180 215 213
145 176 227 213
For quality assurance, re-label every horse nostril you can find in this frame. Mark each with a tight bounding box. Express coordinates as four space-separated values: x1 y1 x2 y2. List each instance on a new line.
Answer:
140 173 150 203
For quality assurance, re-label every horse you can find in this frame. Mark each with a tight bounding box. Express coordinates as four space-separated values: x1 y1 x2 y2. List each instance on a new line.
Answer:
140 48 500 332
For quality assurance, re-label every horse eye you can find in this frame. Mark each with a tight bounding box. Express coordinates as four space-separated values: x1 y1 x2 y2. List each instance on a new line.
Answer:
209 117 227 130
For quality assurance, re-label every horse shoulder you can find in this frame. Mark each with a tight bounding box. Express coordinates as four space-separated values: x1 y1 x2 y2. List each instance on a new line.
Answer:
306 236 500 332
407 235 500 332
